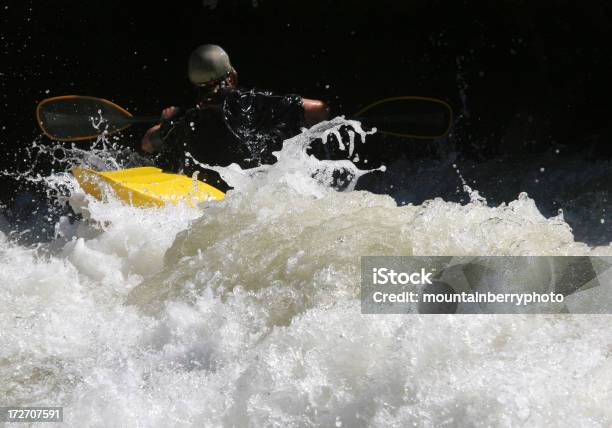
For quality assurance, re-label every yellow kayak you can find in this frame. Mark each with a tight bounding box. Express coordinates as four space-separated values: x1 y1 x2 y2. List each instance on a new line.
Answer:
72 166 225 208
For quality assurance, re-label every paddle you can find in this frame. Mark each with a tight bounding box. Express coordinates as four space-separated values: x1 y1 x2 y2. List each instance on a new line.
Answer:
353 96 452 139
36 96 159 142
36 95 452 142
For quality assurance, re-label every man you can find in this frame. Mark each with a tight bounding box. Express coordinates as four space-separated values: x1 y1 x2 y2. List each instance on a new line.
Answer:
141 44 330 189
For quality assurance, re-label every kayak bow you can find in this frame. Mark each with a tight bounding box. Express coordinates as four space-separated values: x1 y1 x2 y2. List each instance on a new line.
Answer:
72 166 225 208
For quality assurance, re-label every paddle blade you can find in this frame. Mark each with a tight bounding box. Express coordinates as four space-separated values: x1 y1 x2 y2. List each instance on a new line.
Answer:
355 96 453 139
36 96 135 141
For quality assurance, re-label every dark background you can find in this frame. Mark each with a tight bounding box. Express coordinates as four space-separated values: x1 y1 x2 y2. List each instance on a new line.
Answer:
1 0 611 237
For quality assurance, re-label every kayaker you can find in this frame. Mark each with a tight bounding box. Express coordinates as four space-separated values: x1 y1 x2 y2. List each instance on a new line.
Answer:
141 44 330 188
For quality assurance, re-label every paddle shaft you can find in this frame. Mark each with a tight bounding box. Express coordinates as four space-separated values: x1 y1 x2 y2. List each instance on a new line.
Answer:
126 116 160 124
137 114 437 126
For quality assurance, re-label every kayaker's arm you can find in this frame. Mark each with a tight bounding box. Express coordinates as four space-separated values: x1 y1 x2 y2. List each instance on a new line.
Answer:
302 98 329 126
141 106 180 153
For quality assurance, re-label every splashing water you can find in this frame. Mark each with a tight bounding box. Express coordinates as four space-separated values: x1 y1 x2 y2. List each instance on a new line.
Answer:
186 116 380 195
1 118 612 426
0 129 151 242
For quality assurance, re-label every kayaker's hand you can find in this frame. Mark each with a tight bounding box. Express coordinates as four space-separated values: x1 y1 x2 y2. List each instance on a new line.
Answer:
161 106 180 121
142 124 161 153
303 98 329 126
141 107 180 153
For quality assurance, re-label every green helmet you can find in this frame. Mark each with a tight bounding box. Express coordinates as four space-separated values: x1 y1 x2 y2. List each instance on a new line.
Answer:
188 44 234 86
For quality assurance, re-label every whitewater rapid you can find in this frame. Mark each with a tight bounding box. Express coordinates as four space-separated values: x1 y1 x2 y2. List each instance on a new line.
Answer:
2 118 612 426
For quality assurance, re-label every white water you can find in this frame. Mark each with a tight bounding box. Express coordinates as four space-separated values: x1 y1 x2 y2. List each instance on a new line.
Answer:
2 119 612 427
